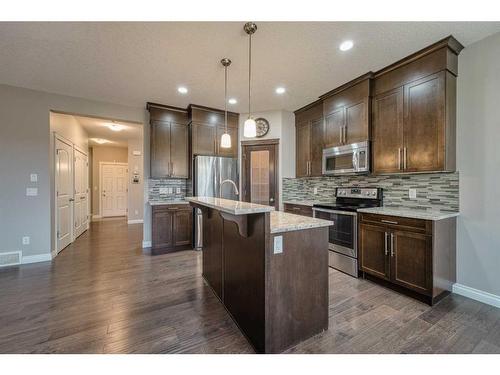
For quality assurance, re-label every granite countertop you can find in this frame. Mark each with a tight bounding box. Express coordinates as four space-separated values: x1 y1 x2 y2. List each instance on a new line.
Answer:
185 197 275 215
148 200 189 206
283 200 334 207
271 211 333 234
357 206 459 221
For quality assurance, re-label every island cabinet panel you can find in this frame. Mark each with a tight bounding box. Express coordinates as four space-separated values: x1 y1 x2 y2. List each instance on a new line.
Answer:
151 205 193 255
202 208 224 299
359 213 455 305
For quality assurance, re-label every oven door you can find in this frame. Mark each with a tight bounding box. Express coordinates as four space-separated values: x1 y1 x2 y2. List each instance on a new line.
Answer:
313 208 357 258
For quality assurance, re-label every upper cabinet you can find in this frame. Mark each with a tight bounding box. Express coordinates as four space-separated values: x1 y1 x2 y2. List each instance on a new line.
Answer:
321 74 372 148
372 36 463 174
149 104 190 179
294 100 323 177
190 105 239 158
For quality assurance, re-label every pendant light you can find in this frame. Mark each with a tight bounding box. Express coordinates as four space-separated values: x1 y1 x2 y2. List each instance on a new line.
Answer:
220 58 232 149
243 22 257 138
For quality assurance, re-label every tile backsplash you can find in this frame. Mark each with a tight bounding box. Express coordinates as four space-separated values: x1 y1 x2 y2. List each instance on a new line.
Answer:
283 172 459 212
147 178 192 202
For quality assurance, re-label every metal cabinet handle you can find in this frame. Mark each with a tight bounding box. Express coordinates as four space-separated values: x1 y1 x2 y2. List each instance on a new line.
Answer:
384 232 388 256
398 148 402 170
339 127 343 144
381 220 398 225
69 198 75 202
390 233 395 257
343 126 347 144
403 147 407 170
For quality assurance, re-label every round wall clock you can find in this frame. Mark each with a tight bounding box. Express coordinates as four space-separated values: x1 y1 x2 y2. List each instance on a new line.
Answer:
255 117 270 138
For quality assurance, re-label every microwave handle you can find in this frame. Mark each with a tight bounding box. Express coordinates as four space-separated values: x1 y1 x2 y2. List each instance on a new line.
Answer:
353 151 358 171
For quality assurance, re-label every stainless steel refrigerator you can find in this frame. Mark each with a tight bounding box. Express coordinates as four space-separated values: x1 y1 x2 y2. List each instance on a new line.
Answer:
193 155 239 250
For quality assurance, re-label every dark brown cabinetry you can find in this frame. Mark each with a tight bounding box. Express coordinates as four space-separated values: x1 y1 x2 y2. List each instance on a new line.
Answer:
148 104 190 179
190 105 239 158
294 100 323 177
372 37 463 174
283 203 313 217
152 204 193 254
359 213 456 305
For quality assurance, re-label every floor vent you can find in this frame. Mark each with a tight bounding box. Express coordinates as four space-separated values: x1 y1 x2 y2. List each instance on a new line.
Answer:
0 251 22 267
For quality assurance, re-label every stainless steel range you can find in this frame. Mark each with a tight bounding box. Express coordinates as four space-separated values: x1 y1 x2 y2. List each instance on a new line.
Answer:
313 187 382 277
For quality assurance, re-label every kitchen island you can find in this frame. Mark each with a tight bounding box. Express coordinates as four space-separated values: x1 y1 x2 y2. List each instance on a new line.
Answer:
186 197 333 353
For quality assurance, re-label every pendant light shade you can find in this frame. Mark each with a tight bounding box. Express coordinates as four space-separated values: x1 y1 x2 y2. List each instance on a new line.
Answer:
244 118 257 138
220 58 232 149
243 22 257 138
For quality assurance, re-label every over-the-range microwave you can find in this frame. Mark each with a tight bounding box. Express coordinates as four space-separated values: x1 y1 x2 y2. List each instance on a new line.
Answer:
322 141 369 175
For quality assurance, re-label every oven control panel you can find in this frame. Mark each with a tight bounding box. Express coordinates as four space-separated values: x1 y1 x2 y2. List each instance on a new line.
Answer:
336 187 380 199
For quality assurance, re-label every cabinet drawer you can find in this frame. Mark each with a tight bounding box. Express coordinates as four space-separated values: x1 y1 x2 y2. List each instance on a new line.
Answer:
360 213 431 234
152 204 192 213
284 203 313 217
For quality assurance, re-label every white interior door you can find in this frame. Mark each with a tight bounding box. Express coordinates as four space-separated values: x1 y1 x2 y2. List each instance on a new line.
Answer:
56 138 74 253
101 163 128 217
74 149 89 238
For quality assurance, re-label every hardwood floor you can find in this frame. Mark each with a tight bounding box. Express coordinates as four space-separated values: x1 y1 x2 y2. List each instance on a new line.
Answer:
0 218 499 354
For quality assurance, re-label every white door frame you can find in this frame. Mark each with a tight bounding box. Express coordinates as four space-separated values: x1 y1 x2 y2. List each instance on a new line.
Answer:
73 146 89 238
99 162 128 217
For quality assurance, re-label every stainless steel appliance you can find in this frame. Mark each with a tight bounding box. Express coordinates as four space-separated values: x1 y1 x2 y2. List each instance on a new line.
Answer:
313 187 382 277
322 141 369 175
193 156 239 250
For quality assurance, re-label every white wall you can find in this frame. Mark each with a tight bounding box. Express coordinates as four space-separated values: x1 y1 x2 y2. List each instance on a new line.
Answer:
238 110 295 209
456 31 500 299
127 137 144 223
50 112 89 151
0 84 146 260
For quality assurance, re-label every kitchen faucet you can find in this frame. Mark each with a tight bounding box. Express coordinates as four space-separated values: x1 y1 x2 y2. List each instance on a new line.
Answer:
219 179 239 198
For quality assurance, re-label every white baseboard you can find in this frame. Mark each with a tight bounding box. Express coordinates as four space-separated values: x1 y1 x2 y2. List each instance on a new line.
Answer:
128 219 143 224
22 253 53 264
142 240 151 248
452 283 500 308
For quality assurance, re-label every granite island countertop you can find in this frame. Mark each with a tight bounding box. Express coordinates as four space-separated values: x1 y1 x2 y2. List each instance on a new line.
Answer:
270 211 333 234
283 200 334 207
185 196 275 215
357 206 459 221
148 200 189 206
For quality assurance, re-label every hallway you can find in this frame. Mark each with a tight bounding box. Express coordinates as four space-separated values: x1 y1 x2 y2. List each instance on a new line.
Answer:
0 219 499 353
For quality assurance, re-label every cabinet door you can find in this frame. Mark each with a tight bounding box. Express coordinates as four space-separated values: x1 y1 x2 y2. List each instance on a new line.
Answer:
152 209 173 249
193 122 216 156
295 122 311 177
324 108 344 147
403 72 445 172
372 87 404 174
359 223 390 281
170 122 189 178
345 100 368 144
310 117 324 176
173 209 193 247
216 125 238 158
391 230 432 294
150 121 171 178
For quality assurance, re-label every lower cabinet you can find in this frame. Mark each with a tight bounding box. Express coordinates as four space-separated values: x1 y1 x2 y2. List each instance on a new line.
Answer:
359 213 455 305
283 203 313 217
152 204 193 254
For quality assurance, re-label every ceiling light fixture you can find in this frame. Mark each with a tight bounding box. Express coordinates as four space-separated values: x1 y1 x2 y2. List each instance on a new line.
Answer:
339 40 354 51
106 122 125 132
228 98 237 105
177 86 188 94
275 87 286 95
220 58 232 149
243 22 257 138
91 138 111 144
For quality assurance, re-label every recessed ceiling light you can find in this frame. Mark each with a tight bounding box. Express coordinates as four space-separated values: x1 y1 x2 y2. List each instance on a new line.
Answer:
106 123 125 132
339 40 354 51
177 86 188 94
275 87 286 94
228 98 237 105
91 138 111 144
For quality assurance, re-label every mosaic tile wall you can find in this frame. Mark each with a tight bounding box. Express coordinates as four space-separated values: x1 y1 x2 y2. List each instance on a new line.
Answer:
283 172 459 212
147 178 192 202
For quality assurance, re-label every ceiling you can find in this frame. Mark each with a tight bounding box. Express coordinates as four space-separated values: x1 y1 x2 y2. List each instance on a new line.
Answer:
74 115 142 148
1 22 500 113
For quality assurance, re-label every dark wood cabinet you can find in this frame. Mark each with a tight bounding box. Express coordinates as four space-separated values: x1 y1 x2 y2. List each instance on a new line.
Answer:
152 204 193 254
148 104 190 179
324 108 344 147
294 100 323 177
359 213 456 305
190 105 239 158
283 203 313 217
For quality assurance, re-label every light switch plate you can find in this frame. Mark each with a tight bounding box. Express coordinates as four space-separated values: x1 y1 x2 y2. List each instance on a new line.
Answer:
26 187 38 196
273 236 283 254
409 188 417 199
132 150 141 156
22 236 30 245
30 173 38 182
176 187 181 194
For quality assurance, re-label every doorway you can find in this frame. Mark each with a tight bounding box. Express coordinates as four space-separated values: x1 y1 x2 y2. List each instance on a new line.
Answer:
241 139 279 210
100 162 128 217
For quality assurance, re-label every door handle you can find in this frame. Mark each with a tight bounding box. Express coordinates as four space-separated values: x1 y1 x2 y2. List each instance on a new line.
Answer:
69 198 74 202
